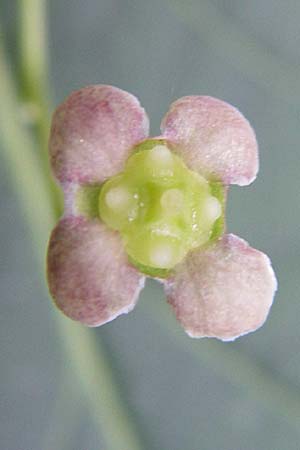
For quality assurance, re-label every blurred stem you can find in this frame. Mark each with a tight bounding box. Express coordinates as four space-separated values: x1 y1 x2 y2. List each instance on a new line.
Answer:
18 0 49 108
0 27 144 450
60 320 144 450
18 0 62 217
145 289 300 429
0 40 55 243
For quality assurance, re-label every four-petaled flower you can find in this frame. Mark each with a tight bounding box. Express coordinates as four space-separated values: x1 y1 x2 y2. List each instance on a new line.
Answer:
47 85 277 341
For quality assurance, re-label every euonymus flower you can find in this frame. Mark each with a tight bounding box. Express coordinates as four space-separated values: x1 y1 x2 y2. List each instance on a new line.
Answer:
47 85 277 341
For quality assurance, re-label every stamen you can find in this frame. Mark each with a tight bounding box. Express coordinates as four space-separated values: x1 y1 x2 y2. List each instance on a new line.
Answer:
148 145 173 165
150 244 174 268
204 196 222 222
98 141 225 276
105 186 131 211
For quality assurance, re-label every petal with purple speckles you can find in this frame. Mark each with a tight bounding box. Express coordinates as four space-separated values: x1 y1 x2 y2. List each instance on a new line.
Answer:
47 216 145 326
164 234 277 341
161 96 258 186
49 85 149 184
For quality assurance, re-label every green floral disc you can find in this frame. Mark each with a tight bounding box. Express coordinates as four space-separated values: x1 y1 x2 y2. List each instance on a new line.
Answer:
99 139 225 276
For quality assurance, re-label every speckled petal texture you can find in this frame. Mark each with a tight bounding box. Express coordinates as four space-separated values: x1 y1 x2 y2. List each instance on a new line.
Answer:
161 96 258 186
165 234 277 341
47 216 145 326
49 85 149 184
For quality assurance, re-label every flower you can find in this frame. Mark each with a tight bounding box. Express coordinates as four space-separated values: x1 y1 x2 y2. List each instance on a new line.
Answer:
47 85 277 341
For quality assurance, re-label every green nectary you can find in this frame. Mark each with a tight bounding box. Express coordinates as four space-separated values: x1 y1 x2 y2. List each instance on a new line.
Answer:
97 139 225 276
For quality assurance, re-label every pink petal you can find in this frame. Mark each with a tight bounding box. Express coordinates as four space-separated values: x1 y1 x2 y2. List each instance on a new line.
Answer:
47 216 145 326
164 234 277 341
161 96 258 186
49 85 149 184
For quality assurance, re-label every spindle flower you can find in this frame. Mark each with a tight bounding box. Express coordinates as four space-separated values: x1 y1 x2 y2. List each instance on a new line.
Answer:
47 85 277 341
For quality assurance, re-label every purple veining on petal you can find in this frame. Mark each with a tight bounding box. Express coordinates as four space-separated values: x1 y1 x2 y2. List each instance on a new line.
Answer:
161 96 258 186
47 216 145 326
164 234 277 341
49 85 149 185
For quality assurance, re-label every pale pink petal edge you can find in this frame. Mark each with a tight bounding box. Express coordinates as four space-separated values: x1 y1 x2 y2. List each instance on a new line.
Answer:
47 216 145 327
164 234 277 341
49 84 149 185
161 96 259 186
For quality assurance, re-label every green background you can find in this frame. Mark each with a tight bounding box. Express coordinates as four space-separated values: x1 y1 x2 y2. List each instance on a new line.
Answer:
1 1 299 449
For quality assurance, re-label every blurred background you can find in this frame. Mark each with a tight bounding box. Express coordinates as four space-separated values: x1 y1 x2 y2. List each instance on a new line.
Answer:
1 1 300 449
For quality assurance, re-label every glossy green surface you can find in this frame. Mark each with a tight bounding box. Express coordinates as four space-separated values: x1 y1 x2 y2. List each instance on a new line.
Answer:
99 140 225 274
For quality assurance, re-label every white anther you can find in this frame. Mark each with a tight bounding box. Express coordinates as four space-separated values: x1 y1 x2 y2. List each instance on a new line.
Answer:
150 244 174 268
148 145 173 165
105 186 131 210
160 188 184 214
204 196 222 222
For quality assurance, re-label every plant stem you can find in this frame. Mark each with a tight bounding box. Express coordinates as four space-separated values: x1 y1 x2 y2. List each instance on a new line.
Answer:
0 41 55 242
18 0 49 104
18 0 62 217
145 284 300 429
0 30 145 450
60 319 144 450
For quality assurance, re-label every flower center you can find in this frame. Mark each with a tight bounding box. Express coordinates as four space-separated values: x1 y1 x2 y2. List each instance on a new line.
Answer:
99 139 225 276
